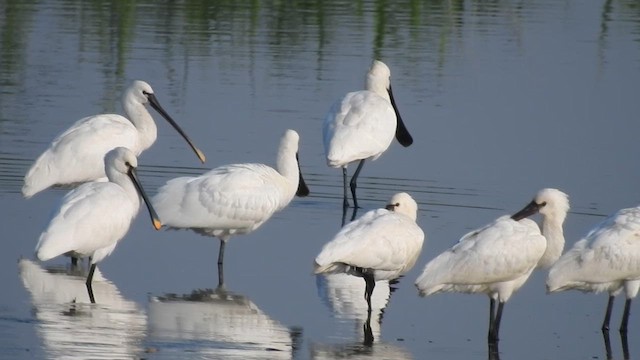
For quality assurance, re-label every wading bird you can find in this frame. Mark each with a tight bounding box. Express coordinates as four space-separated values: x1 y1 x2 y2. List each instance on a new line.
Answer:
35 147 161 303
415 188 570 342
315 192 424 313
152 129 309 285
23 80 205 198
547 205 640 334
323 60 413 223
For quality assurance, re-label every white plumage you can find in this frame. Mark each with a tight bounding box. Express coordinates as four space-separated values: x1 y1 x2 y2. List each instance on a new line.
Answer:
152 129 309 285
315 192 424 312
22 80 205 198
323 60 413 214
415 188 570 342
35 147 161 302
547 206 640 333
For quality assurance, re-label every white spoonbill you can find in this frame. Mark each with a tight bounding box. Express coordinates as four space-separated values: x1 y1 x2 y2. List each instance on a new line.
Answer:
547 206 640 334
323 60 413 217
314 192 424 313
35 147 161 303
415 188 570 342
22 80 206 198
152 129 310 285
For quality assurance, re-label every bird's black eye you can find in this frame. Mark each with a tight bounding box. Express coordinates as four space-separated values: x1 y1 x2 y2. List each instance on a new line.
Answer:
540 201 547 207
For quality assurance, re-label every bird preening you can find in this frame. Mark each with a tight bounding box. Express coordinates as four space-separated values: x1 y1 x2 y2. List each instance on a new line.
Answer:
315 192 425 314
415 188 570 343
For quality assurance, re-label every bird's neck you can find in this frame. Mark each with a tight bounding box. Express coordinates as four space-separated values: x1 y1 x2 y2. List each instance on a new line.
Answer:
538 217 566 269
106 170 142 211
365 77 391 103
123 100 158 150
276 148 299 196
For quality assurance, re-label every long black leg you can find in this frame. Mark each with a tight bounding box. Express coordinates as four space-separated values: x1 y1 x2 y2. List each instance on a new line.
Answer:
350 206 358 222
489 299 504 342
621 327 630 360
350 160 366 210
86 264 97 304
488 298 496 342
363 309 374 346
71 257 78 268
362 270 376 313
342 167 350 210
619 298 631 334
602 295 615 333
494 302 504 340
488 340 500 360
341 167 349 226
602 329 613 360
218 241 226 287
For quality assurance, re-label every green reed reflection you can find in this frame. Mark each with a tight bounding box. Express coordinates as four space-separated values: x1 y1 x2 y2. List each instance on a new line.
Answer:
1 0 638 103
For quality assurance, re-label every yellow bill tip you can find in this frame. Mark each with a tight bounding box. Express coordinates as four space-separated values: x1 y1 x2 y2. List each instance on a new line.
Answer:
196 149 206 163
153 219 162 230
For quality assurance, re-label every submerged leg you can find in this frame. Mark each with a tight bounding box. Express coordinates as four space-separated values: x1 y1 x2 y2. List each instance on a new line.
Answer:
349 160 366 210
85 264 97 304
619 298 632 334
218 241 226 287
363 310 374 346
602 295 615 333
341 168 350 226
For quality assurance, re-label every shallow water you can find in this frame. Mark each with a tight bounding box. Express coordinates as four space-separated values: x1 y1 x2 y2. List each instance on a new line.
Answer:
1 0 640 359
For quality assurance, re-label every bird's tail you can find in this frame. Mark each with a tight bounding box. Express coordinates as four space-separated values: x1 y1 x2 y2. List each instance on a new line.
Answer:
414 255 452 297
22 151 58 198
546 239 589 293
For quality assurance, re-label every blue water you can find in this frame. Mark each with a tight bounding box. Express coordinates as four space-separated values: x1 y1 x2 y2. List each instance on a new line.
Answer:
1 1 639 359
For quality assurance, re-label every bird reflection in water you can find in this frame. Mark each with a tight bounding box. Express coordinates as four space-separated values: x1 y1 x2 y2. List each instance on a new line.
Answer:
18 259 147 359
147 286 301 359
312 273 411 359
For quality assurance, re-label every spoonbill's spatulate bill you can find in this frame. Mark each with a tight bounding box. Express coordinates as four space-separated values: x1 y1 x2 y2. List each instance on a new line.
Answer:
22 80 206 198
315 192 424 313
415 188 570 343
322 60 413 221
547 205 640 334
152 129 309 286
35 147 161 303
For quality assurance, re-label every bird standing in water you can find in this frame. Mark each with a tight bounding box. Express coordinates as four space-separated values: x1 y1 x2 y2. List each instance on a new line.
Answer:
315 192 424 313
415 188 570 343
323 60 413 224
35 147 162 303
